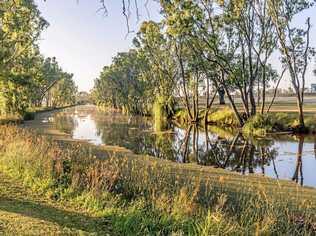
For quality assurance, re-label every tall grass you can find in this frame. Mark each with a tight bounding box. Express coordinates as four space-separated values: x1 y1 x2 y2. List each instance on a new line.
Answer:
243 113 316 136
207 107 240 127
0 125 315 235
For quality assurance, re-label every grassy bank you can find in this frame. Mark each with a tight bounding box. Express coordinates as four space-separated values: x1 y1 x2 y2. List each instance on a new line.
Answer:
174 107 316 136
0 105 78 125
1 125 316 235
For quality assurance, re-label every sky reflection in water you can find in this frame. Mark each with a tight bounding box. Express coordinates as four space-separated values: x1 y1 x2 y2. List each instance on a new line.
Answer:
50 106 316 188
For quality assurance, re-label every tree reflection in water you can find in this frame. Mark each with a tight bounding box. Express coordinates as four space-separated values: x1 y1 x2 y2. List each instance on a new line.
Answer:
54 108 315 187
180 125 278 176
292 136 304 186
314 136 316 159
53 112 77 135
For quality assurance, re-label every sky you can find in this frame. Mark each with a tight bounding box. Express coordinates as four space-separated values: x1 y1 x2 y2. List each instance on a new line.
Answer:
35 0 316 92
35 0 161 92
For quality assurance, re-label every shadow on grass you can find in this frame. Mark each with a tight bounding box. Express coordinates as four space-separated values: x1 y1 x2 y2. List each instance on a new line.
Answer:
0 196 110 234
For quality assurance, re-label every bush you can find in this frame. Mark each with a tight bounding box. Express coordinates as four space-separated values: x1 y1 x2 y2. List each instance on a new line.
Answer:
208 108 239 127
243 114 274 136
243 113 305 137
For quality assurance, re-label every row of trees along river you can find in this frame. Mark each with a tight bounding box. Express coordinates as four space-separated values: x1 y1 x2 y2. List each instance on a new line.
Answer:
92 0 316 132
0 1 77 118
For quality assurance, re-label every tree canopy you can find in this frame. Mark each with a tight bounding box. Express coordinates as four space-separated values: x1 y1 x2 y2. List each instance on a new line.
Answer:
93 0 315 129
0 0 77 116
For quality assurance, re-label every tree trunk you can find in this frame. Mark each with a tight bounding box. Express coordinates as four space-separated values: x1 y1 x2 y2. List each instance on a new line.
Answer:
204 93 216 126
297 98 305 130
260 68 266 114
220 70 244 126
218 86 225 105
292 136 304 186
248 38 256 116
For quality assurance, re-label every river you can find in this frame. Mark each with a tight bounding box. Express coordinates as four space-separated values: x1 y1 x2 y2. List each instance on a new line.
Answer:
24 105 316 188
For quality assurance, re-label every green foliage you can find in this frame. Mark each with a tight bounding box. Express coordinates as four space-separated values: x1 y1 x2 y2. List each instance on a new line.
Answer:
174 109 191 124
243 114 274 136
208 108 239 127
0 0 47 115
92 21 177 119
242 112 316 136
91 50 152 115
1 126 316 235
0 1 77 116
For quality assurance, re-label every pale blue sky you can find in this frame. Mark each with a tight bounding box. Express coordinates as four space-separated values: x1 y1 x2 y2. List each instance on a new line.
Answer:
36 1 316 92
35 0 161 91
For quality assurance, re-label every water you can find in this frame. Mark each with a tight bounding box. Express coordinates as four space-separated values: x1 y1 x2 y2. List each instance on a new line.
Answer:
29 105 316 188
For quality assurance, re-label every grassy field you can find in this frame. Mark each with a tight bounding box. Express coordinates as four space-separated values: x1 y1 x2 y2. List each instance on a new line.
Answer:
197 95 316 113
1 125 316 235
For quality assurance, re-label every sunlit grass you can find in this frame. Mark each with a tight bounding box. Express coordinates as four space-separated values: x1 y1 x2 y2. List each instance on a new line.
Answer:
0 125 315 234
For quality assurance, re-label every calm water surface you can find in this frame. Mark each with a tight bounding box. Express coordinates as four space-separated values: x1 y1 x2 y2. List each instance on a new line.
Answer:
34 105 316 188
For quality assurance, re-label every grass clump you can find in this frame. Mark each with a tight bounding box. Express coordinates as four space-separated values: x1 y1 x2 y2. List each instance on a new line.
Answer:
0 114 22 125
153 98 168 132
243 112 316 136
174 107 239 127
0 125 316 235
243 114 275 136
208 107 239 127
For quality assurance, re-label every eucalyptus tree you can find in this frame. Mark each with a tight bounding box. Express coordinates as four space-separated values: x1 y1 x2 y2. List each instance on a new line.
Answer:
135 21 177 122
268 0 315 130
195 0 277 117
0 0 48 115
93 50 152 115
50 72 77 107
28 55 79 108
225 0 278 115
161 0 216 123
159 0 245 125
38 57 63 106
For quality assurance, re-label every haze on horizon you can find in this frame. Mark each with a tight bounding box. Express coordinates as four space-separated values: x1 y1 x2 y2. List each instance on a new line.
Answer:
36 0 316 92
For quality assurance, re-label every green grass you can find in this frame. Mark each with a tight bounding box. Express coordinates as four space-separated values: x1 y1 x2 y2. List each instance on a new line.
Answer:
242 112 316 136
175 105 316 136
0 125 316 235
0 105 78 125
207 107 240 127
0 172 110 235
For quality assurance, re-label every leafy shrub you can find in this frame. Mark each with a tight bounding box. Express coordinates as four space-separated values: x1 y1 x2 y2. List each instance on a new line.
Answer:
243 114 274 136
208 108 239 126
243 113 303 136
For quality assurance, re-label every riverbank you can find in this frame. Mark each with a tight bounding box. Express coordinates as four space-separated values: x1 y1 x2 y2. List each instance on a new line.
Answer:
174 106 316 136
0 104 78 125
1 125 315 235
